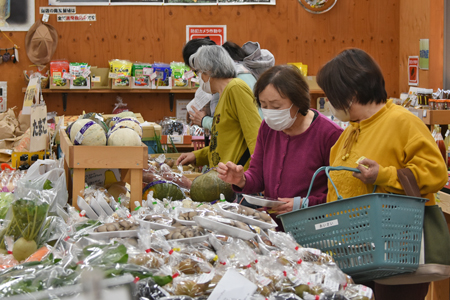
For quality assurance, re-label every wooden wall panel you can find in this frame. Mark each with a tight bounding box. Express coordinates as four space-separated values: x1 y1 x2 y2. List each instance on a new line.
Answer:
2 0 400 122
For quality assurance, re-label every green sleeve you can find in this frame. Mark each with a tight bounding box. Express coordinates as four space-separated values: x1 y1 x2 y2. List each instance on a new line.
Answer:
201 116 213 131
230 86 262 155
193 146 210 166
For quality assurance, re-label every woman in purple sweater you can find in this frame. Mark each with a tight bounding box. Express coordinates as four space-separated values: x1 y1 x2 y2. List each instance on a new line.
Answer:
217 65 342 215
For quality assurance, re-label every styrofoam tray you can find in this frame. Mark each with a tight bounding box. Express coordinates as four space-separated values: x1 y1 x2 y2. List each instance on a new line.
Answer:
167 234 210 245
88 230 139 239
77 196 99 220
193 216 256 240
243 194 283 208
97 193 114 215
174 207 197 226
138 219 176 231
90 197 108 218
217 203 278 230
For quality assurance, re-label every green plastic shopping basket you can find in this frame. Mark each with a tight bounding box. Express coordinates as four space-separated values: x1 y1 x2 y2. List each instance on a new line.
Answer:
278 166 427 283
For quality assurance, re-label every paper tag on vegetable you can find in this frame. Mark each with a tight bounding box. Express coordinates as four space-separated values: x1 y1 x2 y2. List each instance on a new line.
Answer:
357 285 373 298
323 277 340 292
256 275 272 287
197 270 215 284
143 68 153 76
183 70 195 80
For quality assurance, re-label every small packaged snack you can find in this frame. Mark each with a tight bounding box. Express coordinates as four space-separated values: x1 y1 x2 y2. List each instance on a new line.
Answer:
50 59 70 87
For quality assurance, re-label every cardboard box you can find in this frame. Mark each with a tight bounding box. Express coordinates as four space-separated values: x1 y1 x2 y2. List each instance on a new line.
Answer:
131 76 151 89
90 67 111 90
172 75 191 89
408 108 427 122
305 76 321 92
141 122 162 140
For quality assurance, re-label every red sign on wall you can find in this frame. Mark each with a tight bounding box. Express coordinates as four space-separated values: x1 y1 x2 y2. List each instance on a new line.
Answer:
186 25 227 46
408 56 419 86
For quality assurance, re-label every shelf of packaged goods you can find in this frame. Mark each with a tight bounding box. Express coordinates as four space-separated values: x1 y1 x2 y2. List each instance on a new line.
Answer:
21 88 197 112
59 128 148 211
408 108 450 126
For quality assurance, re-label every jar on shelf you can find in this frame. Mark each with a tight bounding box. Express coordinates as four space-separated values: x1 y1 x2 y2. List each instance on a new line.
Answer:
429 99 437 110
435 99 447 110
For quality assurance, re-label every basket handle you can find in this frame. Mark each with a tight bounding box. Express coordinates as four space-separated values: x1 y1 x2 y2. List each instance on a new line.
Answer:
304 166 363 203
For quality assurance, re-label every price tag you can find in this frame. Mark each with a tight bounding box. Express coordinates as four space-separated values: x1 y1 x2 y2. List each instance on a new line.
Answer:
183 70 195 80
197 270 215 284
357 285 373 298
191 77 199 84
309 273 322 286
190 255 205 263
423 110 427 117
82 69 91 78
168 135 184 144
109 72 118 79
143 68 154 76
305 248 322 256
256 275 272 287
150 72 158 81
91 76 101 83
323 277 340 292
74 132 84 144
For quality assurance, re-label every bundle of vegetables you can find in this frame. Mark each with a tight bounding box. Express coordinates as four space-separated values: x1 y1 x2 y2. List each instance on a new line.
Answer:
0 198 50 261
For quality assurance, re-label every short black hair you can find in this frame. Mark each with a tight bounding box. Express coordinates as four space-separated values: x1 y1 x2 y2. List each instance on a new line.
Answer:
316 48 387 110
254 65 310 116
182 38 217 67
222 41 246 61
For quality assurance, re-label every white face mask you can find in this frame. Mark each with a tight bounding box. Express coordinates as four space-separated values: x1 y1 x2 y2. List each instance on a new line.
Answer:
199 72 212 94
261 104 297 131
329 102 352 122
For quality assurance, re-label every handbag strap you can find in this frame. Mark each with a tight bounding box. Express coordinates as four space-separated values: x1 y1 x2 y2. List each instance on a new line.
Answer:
397 168 421 198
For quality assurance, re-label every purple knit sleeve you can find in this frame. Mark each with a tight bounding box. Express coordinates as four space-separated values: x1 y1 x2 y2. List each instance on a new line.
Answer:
233 123 266 194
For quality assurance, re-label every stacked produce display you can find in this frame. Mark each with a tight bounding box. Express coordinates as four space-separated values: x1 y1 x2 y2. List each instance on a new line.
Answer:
0 154 374 299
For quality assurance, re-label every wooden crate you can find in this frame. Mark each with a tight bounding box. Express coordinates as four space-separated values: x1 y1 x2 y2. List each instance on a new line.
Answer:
59 129 148 211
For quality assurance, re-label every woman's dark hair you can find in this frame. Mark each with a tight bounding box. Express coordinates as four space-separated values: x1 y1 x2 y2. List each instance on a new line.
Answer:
254 65 310 116
316 48 388 110
182 38 216 67
222 41 246 61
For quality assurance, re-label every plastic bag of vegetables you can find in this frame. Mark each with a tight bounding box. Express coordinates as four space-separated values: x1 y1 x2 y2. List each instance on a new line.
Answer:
0 190 51 262
14 159 68 212
0 192 13 219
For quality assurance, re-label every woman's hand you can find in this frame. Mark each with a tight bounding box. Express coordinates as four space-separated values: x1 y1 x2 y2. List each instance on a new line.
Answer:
217 162 246 188
189 107 207 127
271 198 295 215
353 158 379 184
176 153 196 166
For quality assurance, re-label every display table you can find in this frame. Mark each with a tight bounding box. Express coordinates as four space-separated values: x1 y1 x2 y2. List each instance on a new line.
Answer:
59 129 148 211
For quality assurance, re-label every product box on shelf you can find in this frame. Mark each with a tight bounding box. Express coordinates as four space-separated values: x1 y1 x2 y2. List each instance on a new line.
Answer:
70 77 91 89
131 76 151 89
90 67 111 90
111 76 132 89
141 122 162 140
152 63 172 89
49 76 70 90
171 75 191 89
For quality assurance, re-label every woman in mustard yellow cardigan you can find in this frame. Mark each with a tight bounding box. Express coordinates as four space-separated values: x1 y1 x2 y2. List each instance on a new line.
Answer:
317 48 448 300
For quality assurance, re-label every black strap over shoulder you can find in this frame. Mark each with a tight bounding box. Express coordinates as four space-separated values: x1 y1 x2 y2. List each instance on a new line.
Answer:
237 148 251 166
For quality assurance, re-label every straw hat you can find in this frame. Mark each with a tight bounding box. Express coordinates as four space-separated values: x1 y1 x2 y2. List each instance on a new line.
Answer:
25 20 58 66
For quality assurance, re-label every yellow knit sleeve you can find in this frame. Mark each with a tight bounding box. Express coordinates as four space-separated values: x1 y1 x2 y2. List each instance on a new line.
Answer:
193 146 210 166
375 134 448 197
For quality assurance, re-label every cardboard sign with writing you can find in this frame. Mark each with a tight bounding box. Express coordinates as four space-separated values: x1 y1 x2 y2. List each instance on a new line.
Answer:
23 77 40 115
30 104 49 152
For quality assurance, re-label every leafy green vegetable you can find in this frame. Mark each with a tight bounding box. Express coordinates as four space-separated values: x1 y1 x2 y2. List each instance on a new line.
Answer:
43 180 53 190
0 192 13 219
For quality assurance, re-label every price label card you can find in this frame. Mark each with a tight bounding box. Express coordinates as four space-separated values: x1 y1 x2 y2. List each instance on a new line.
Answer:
109 72 118 79
143 68 154 76
63 73 75 80
323 277 340 292
197 270 215 284
150 72 158 81
91 76 101 83
168 135 184 144
183 70 195 80
82 69 91 78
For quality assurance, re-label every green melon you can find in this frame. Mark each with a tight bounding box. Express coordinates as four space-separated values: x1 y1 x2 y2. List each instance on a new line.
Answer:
142 180 185 201
190 169 235 202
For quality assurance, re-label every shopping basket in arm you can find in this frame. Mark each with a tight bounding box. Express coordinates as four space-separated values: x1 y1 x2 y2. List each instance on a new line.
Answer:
278 166 427 283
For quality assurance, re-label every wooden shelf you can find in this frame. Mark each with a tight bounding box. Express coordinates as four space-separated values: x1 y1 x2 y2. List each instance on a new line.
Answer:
21 88 197 94
408 108 450 125
22 87 196 112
